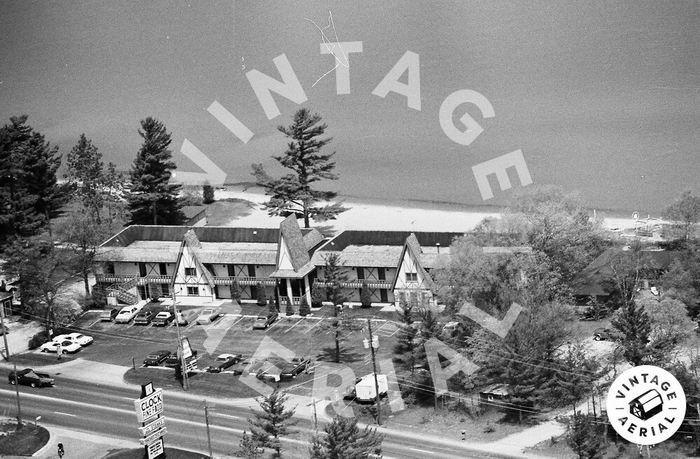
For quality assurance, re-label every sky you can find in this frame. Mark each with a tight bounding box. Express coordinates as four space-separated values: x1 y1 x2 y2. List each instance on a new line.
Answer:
0 0 698 213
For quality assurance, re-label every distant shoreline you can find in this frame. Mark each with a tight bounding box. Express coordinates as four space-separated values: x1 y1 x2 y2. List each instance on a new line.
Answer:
220 181 639 220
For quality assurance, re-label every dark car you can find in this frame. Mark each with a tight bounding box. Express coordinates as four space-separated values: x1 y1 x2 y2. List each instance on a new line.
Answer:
8 368 54 388
134 311 154 325
143 350 172 366
163 354 180 368
279 357 311 381
206 353 243 373
151 311 174 326
593 327 623 341
253 311 279 330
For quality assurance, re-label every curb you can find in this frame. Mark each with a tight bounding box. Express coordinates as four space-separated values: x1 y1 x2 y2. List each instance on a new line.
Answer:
31 424 53 458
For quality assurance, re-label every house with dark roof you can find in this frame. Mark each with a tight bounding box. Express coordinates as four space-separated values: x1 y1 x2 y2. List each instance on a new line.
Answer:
94 216 530 309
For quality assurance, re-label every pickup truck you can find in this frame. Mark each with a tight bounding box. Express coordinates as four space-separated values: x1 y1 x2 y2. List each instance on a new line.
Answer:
279 357 311 381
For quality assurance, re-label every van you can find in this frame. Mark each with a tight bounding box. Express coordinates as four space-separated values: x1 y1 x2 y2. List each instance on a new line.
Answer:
100 308 119 322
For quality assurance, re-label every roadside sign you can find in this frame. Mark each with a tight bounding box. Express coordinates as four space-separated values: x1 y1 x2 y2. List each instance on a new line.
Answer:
139 427 168 445
134 388 164 422
147 437 164 459
138 417 166 436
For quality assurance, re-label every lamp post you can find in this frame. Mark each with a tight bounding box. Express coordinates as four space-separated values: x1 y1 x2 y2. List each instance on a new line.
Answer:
365 318 381 425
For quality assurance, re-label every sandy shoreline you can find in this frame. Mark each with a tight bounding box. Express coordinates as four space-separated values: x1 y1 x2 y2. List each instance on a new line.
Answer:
213 185 646 233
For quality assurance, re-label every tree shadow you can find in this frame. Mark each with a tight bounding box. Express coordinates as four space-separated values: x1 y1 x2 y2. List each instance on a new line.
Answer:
315 346 365 363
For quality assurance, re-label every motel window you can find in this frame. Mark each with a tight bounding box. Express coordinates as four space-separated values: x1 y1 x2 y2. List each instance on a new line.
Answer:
405 272 418 282
161 284 170 297
187 286 198 296
106 262 115 275
159 263 167 275
185 267 197 277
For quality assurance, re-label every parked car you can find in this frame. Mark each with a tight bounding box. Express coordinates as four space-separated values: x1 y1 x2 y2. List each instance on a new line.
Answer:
196 308 221 325
206 353 243 373
593 327 623 341
253 311 278 329
53 333 93 346
134 311 154 325
175 309 199 326
100 308 119 321
115 305 140 323
143 350 172 366
40 340 81 354
151 311 173 326
163 353 180 367
8 368 54 387
279 357 311 381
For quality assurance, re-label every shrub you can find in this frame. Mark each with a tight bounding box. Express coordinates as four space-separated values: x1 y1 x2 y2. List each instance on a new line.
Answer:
256 283 267 306
360 281 372 308
202 183 215 204
285 299 294 316
28 331 49 350
91 283 107 308
299 296 310 316
311 287 325 308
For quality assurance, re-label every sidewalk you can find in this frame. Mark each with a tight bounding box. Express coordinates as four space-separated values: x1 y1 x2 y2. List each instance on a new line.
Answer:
32 423 139 459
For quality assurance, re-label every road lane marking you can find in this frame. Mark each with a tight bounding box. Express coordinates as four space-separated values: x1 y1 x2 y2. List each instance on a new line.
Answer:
54 411 76 417
283 318 303 333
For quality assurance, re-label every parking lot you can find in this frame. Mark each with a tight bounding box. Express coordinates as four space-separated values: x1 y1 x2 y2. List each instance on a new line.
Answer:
62 304 402 397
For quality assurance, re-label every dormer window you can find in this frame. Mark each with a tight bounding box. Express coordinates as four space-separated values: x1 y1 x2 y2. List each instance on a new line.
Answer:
185 267 197 277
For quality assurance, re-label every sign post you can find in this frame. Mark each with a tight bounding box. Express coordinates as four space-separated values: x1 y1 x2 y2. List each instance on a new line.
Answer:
134 382 166 459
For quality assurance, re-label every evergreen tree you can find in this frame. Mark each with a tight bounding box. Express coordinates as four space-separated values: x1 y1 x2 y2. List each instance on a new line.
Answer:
126 117 185 225
248 390 295 457
0 115 66 242
238 430 263 459
285 298 294 316
298 296 310 316
251 108 346 228
231 280 242 301
360 280 372 308
664 190 700 240
393 299 418 374
66 134 104 221
256 283 267 306
550 344 599 411
324 253 349 363
311 286 325 308
202 183 215 204
309 416 384 459
611 300 653 366
566 412 606 459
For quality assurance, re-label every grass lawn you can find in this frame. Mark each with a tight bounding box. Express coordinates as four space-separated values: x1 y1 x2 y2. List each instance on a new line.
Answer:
0 422 49 456
103 447 209 458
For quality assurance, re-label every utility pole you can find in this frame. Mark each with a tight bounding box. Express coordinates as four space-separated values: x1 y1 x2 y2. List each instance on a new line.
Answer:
204 400 213 459
172 288 188 390
0 301 10 360
366 318 381 426
12 363 21 428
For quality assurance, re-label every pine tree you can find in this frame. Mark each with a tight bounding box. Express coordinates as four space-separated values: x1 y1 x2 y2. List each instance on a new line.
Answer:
394 299 418 374
311 286 325 308
127 117 185 225
251 108 347 228
309 416 384 459
611 300 653 366
0 115 66 242
202 183 215 204
550 344 599 411
248 390 295 457
566 412 605 459
285 298 294 316
231 279 242 301
298 296 310 316
256 282 267 306
66 134 104 221
238 430 263 458
324 253 349 363
360 280 372 308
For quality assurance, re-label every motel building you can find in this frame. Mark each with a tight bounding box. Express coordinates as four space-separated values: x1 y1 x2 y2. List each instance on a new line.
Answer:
94 215 529 310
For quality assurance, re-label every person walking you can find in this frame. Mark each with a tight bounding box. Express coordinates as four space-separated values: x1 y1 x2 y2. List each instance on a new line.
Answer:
56 342 63 361
57 442 64 457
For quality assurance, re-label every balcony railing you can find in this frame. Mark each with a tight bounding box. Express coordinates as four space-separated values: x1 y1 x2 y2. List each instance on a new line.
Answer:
96 274 174 285
137 275 173 285
313 280 393 289
213 276 277 287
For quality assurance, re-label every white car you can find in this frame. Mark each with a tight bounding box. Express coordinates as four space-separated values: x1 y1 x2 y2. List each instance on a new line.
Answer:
53 333 93 346
195 308 221 325
40 339 81 354
115 305 140 323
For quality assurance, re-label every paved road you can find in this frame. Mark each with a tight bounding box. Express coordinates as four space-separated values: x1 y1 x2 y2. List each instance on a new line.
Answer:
0 380 529 458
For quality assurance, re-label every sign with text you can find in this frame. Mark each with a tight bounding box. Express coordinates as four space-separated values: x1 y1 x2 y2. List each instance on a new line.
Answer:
147 438 164 459
134 388 164 423
138 417 166 436
140 427 168 446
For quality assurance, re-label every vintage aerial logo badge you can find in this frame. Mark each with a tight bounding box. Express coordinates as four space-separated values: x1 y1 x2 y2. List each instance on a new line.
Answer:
606 365 686 445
